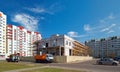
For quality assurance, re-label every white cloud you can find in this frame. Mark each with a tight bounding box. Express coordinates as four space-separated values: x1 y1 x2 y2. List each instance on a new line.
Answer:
26 7 46 13
100 13 115 23
12 13 39 31
67 31 87 38
108 13 115 19
67 31 78 37
25 5 57 15
107 30 114 34
101 28 109 32
78 13 119 42
100 20 105 23
101 24 116 32
25 2 63 15
84 24 91 31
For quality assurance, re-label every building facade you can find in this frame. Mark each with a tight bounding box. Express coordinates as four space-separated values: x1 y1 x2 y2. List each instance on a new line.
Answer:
0 12 6 58
35 34 89 56
6 25 42 57
85 36 120 58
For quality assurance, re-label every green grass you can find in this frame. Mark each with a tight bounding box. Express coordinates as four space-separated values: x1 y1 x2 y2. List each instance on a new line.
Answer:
0 61 42 72
0 61 85 72
21 68 85 72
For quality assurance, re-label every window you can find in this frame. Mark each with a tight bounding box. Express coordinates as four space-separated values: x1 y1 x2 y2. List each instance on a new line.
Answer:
53 39 57 46
66 41 68 45
46 43 48 47
69 42 71 46
112 45 114 47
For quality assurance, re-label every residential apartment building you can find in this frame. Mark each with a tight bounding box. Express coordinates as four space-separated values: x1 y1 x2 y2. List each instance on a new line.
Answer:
6 25 42 57
85 36 120 58
35 34 89 56
0 12 6 58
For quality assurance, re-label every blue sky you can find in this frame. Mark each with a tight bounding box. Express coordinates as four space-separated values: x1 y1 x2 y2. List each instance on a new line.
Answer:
0 0 120 43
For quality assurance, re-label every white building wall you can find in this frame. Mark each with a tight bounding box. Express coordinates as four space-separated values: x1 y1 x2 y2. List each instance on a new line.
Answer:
40 34 74 56
26 32 31 56
6 25 41 57
23 29 27 56
30 32 42 56
12 25 17 54
64 35 74 56
85 36 120 57
0 11 42 57
0 12 6 58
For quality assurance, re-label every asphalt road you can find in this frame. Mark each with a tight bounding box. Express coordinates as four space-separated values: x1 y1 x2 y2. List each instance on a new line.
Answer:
20 59 120 72
48 59 120 72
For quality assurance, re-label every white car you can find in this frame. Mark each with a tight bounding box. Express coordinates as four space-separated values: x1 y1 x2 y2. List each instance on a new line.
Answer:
97 58 119 66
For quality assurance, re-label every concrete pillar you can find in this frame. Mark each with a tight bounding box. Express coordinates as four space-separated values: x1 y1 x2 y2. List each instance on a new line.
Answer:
59 46 61 56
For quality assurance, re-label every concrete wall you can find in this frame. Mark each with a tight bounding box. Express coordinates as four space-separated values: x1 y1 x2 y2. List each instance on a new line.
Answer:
66 56 93 63
54 56 67 63
21 56 93 63
20 56 35 62
54 56 93 63
0 57 5 60
0 55 6 60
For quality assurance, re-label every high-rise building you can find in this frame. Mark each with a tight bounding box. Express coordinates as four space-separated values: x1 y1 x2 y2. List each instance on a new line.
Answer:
6 25 42 56
85 36 120 58
0 11 42 58
0 12 6 58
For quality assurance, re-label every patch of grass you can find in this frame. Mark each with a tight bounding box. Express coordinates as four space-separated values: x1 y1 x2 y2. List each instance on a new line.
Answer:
0 61 42 72
21 68 85 72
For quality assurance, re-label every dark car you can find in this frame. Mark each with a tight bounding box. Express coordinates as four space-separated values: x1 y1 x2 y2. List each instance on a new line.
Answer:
6 54 20 62
97 58 119 66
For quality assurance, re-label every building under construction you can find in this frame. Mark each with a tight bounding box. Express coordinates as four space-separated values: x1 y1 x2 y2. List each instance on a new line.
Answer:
33 34 90 56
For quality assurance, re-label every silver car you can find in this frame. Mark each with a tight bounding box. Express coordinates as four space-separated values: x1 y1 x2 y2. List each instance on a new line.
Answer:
97 58 119 66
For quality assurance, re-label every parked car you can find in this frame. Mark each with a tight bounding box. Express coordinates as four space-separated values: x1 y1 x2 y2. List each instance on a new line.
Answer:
114 57 120 63
97 58 119 66
6 54 20 62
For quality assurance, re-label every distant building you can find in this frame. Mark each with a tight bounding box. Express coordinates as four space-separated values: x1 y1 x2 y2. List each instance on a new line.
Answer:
0 12 6 58
35 34 89 56
6 25 42 56
85 36 120 58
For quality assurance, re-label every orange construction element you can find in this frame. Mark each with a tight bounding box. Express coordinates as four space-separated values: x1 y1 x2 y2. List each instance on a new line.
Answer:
34 54 46 60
